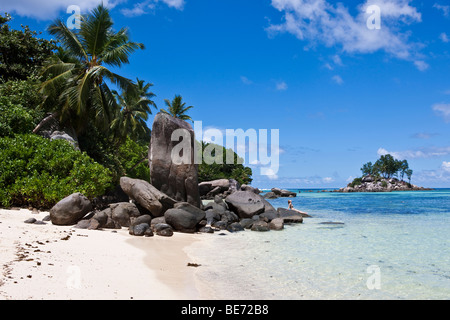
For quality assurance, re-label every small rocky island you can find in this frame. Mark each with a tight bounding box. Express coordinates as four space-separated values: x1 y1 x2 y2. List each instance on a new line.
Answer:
335 154 432 193
335 175 432 193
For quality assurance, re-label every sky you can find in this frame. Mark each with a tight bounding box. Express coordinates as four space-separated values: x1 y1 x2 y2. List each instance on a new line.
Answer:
2 0 450 189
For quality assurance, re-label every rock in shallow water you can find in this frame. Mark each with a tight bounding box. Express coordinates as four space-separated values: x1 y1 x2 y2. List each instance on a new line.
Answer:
225 190 265 219
251 220 270 232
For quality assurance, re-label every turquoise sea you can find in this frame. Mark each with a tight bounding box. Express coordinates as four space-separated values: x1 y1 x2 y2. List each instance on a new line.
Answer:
189 189 450 300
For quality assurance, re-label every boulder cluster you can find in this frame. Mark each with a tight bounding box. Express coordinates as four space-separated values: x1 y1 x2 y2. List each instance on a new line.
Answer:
335 175 433 193
48 177 308 237
263 188 297 199
46 112 308 237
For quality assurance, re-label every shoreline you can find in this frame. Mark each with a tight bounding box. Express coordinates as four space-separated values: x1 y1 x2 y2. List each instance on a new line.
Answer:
0 208 210 300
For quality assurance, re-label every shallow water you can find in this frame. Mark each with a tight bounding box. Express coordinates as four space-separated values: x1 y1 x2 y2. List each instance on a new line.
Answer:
189 189 450 300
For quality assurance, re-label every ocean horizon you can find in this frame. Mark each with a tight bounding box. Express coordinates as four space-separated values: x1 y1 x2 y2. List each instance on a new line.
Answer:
189 188 450 299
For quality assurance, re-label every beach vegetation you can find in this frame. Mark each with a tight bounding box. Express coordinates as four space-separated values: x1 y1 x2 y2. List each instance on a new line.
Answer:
111 78 157 144
197 141 253 185
38 4 145 136
0 134 113 209
0 13 57 82
161 95 194 122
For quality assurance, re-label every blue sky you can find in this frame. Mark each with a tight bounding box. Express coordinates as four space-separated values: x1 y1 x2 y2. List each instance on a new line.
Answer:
3 0 450 188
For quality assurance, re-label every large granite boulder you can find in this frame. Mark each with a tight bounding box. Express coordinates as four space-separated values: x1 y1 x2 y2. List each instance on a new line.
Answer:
110 202 141 227
277 207 311 218
198 179 240 199
269 218 284 230
276 208 305 223
50 193 92 225
149 112 201 208
240 184 260 194
120 177 177 217
50 130 79 150
225 190 265 219
164 202 206 233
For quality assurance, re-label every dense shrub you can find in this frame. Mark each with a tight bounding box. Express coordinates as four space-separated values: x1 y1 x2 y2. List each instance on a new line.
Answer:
349 177 362 188
118 137 150 181
197 141 253 185
0 102 37 137
0 78 45 137
0 134 113 209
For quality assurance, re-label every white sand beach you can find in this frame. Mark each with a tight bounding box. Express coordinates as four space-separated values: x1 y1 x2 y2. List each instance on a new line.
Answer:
0 208 211 300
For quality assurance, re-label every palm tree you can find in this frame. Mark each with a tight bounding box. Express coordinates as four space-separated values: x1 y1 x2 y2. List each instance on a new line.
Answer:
37 4 144 135
111 78 157 143
161 95 194 122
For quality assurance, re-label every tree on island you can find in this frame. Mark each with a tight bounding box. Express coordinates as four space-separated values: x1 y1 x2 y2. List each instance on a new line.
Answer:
360 154 412 181
161 95 194 122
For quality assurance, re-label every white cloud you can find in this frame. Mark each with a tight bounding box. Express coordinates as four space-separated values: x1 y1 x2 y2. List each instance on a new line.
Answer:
121 2 154 17
433 103 450 122
0 0 124 19
267 0 424 68
332 75 344 85
332 54 343 66
440 32 450 43
121 0 185 16
240 76 253 85
378 146 450 160
160 0 185 10
0 0 184 19
323 177 334 183
414 60 429 71
324 63 334 70
276 81 288 91
411 132 438 140
433 3 450 17
442 161 450 173
413 161 450 185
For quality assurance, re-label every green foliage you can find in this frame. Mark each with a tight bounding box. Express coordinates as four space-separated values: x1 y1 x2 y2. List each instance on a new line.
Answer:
118 137 150 181
381 181 388 188
77 122 124 183
197 141 253 185
360 154 412 181
161 95 194 122
0 103 36 137
0 78 45 137
0 13 57 82
361 161 376 177
40 4 145 135
111 78 156 144
349 177 362 188
0 134 113 209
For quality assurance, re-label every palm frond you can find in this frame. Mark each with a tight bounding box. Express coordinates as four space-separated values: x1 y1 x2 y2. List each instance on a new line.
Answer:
79 4 113 58
47 19 88 62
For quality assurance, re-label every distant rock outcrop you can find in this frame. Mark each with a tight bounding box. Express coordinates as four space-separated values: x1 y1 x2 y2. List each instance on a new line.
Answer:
263 188 297 199
335 176 432 193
